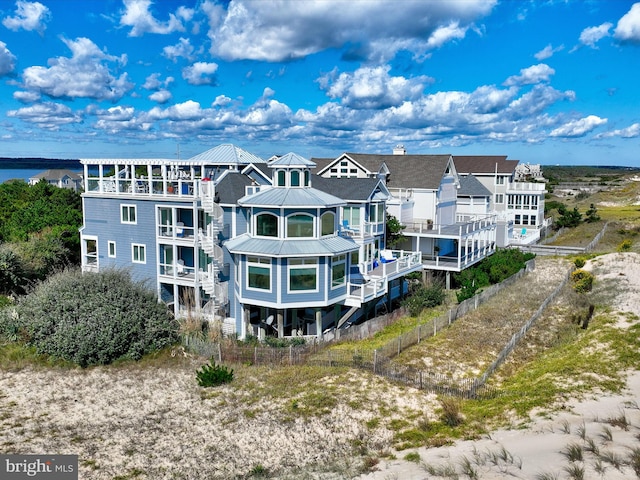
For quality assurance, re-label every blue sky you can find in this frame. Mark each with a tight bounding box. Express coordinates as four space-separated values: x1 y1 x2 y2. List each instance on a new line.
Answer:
0 0 639 166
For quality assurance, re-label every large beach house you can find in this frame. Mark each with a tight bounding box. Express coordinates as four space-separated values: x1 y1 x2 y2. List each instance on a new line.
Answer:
79 144 545 339
79 144 423 340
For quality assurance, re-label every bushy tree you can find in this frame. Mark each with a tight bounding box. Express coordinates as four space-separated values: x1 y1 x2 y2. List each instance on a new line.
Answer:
555 204 582 229
0 244 28 295
1 269 179 366
584 203 600 223
385 214 407 249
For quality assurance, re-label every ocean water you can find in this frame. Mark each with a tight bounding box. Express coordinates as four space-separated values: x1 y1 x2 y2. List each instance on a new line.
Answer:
0 169 41 184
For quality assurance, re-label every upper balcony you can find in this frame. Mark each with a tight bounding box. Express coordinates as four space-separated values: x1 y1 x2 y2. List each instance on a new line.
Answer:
507 182 546 193
403 214 497 238
81 160 214 199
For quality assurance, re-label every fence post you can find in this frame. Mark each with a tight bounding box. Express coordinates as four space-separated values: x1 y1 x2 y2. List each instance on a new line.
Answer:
373 349 377 374
418 324 421 344
434 318 437 336
254 346 257 365
289 345 293 365
218 342 222 364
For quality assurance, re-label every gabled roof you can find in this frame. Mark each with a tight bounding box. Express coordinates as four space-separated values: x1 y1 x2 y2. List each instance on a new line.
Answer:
343 153 454 190
311 175 389 202
452 155 518 175
30 169 81 181
310 157 333 172
241 163 272 184
215 171 254 204
458 174 491 197
187 144 266 164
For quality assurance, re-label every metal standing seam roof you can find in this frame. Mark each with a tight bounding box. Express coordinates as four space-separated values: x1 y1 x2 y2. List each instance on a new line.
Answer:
268 152 316 168
224 234 359 256
187 144 267 164
238 186 345 208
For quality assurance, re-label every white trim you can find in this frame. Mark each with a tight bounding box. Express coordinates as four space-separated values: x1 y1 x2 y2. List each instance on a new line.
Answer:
132 243 146 264
121 203 137 224
108 240 116 258
287 258 319 294
246 256 272 292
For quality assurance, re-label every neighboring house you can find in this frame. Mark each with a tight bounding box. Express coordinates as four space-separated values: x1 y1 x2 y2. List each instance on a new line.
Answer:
452 156 547 245
515 163 544 181
79 145 422 340
313 149 498 287
29 169 83 191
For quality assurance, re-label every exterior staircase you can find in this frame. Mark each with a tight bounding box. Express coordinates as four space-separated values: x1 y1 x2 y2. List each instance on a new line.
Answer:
198 181 227 308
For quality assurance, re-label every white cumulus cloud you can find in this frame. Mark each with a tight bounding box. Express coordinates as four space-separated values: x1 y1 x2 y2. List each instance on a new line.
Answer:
2 1 50 33
120 0 185 36
319 65 433 110
549 115 607 137
0 41 17 76
204 0 496 62
579 22 612 47
20 37 133 101
614 2 640 43
182 62 218 85
503 64 555 86
534 44 563 60
596 122 640 139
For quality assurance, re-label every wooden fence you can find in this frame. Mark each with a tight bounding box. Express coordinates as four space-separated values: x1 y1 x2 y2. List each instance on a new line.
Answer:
182 221 607 399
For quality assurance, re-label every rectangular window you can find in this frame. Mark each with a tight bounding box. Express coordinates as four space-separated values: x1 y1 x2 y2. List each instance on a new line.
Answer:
108 241 116 258
289 258 318 292
514 214 521 224
343 206 360 229
495 194 504 204
496 176 505 185
331 255 346 288
132 243 146 263
247 256 271 291
121 204 137 224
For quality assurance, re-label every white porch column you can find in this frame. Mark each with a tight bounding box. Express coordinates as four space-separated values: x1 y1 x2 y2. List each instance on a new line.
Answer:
315 309 322 339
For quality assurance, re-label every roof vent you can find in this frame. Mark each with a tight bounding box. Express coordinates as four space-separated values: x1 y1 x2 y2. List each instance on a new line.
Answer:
393 144 406 155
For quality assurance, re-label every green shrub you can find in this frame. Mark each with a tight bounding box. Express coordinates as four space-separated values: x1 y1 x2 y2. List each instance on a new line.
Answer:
617 239 632 252
1 269 178 366
571 269 594 293
196 359 234 387
574 257 586 268
402 282 445 316
452 248 534 302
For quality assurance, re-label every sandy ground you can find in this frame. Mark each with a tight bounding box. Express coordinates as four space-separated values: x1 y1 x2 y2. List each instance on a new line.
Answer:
360 252 640 480
1 253 638 479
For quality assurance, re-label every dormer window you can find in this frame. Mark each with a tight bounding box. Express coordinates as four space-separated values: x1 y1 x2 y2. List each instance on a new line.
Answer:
277 170 286 187
291 170 300 187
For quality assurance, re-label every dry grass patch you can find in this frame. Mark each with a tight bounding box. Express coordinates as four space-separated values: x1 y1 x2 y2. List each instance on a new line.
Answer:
394 257 570 379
